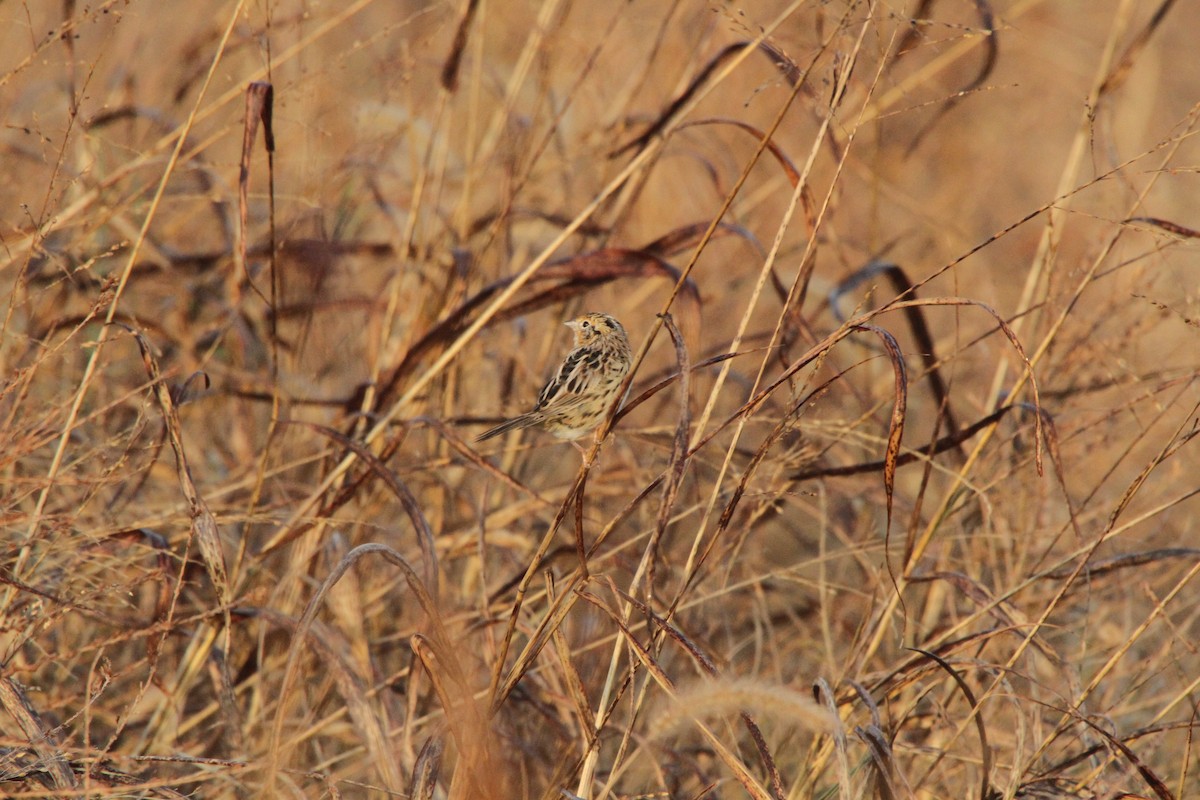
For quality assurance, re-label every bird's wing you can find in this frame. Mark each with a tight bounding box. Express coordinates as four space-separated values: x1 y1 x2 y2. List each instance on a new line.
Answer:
534 347 602 411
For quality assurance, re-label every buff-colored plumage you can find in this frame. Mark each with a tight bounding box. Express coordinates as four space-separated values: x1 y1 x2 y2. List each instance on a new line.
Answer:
477 313 632 442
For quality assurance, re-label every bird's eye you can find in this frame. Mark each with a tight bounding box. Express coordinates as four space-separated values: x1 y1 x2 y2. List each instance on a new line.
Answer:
581 320 591 328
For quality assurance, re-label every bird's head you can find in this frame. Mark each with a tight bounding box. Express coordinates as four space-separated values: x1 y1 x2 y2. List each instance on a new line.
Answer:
566 312 626 346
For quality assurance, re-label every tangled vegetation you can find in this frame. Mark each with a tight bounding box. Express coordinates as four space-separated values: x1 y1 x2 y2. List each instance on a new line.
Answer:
1 1 1198 798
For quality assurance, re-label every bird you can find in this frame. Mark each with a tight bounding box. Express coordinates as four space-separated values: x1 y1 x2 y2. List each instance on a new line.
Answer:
476 312 633 443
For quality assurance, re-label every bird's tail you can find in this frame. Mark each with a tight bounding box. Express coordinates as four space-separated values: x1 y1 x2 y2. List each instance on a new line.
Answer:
475 413 538 442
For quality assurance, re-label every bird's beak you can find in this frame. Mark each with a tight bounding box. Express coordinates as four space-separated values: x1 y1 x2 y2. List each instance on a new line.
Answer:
564 320 579 331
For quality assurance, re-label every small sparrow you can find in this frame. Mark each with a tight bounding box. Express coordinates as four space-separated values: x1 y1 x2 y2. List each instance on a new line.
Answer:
477 312 633 442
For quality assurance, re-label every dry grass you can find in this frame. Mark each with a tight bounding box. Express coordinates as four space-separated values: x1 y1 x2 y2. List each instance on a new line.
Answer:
2 0 1199 798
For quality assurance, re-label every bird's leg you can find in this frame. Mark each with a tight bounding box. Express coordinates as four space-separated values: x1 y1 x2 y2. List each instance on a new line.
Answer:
570 430 602 464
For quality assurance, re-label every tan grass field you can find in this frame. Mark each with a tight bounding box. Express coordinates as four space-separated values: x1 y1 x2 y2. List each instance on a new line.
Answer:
2 1 1199 798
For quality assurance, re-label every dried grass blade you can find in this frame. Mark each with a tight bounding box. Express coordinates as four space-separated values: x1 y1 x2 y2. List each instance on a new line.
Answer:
856 724 911 800
537 249 702 302
640 220 746 257
493 570 584 711
1043 548 1200 582
830 261 961 445
1035 408 1084 540
859 631 1005 700
813 679 852 800
400 418 550 508
266 544 450 794
756 38 804 86
206 648 245 755
848 680 884 731
1106 400 1200 529
102 528 175 637
412 633 500 798
611 586 791 799
888 297 1044 475
574 471 589 577
904 0 999 153
852 324 908 537
889 0 934 64
576 591 774 800
649 313 692 600
743 712 784 800
908 648 994 800
408 737 443 800
1100 0 1180 95
547 578 597 749
488 475 588 712
0 677 76 790
958 2 998 91
610 42 746 157
238 81 274 304
696 299 1038 500
244 606 403 794
907 572 1065 670
1124 216 1200 238
277 421 440 599
615 351 740 426
710 373 832 554
441 0 480 91
613 37 812 156
791 404 1016 482
1063 710 1177 800
123 324 230 606
380 247 699 406
678 118 801 188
